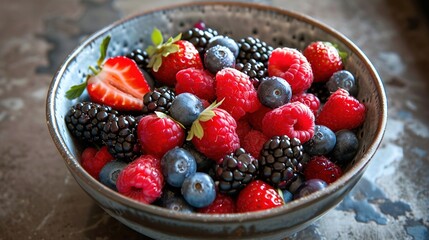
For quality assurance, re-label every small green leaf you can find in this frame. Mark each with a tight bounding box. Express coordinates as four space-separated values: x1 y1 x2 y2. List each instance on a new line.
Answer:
97 36 111 67
172 33 182 43
65 81 87 99
163 44 179 56
199 111 215 122
151 28 163 46
146 45 156 56
155 111 168 119
152 56 163 72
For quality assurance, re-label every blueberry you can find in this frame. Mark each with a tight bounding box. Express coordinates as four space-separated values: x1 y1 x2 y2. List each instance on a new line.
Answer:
204 45 235 74
282 189 294 203
181 172 216 208
161 147 197 188
294 179 328 199
206 35 239 58
98 160 127 191
157 186 195 213
326 70 358 97
330 129 359 166
257 76 292 108
304 125 336 156
169 93 204 128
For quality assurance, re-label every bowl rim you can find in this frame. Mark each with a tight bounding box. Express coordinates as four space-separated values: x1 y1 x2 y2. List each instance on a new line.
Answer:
46 1 387 223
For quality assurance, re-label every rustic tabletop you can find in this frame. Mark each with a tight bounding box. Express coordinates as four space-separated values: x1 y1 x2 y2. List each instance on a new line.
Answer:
1 0 428 239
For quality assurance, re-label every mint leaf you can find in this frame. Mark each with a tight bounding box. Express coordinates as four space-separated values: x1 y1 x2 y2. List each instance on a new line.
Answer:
151 28 163 46
65 81 87 100
97 36 111 67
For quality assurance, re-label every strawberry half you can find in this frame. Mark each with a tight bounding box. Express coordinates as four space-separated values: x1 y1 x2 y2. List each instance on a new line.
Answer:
66 36 151 111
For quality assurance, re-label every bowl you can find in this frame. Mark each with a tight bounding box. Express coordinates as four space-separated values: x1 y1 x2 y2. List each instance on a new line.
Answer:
46 2 387 239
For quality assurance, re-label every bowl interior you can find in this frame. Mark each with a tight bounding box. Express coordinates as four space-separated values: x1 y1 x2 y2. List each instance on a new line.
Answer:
47 0 387 231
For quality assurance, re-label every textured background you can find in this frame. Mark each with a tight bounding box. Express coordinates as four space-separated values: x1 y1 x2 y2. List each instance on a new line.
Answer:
0 0 428 239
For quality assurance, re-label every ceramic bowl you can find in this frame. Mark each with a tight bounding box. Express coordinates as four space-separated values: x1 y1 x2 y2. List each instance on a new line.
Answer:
46 2 387 239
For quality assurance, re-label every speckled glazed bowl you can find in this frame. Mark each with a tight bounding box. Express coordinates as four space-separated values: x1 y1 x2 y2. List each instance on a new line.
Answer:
46 2 387 239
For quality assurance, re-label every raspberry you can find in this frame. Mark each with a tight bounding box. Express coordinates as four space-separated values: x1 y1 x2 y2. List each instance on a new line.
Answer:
291 92 321 116
198 193 236 214
81 146 114 180
303 155 342 184
215 68 261 120
241 130 269 158
175 68 216 102
262 102 315 144
189 107 240 161
236 180 284 213
236 117 252 143
268 47 313 94
137 114 185 158
316 88 366 132
116 155 164 204
247 105 271 131
303 41 344 83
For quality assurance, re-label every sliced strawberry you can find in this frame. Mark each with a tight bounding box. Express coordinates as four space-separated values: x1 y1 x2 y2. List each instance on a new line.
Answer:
87 56 151 111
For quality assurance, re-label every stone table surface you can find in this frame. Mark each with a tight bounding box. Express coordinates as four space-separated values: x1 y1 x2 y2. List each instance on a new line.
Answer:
1 0 428 239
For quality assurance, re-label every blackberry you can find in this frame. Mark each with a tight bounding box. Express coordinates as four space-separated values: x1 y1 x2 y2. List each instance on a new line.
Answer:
235 59 268 88
307 82 331 103
259 135 304 189
215 148 259 195
236 37 273 67
142 87 175 114
126 48 151 72
182 27 218 56
101 115 140 162
65 102 117 144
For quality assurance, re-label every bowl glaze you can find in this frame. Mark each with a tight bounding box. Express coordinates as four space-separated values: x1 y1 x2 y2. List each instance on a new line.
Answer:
46 2 387 239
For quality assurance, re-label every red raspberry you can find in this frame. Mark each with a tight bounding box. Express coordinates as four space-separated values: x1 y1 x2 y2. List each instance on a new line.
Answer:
291 92 321 116
176 68 216 102
116 155 164 204
236 180 284 213
262 102 315 144
215 68 261 120
242 130 269 159
81 146 114 180
137 114 185 158
303 155 342 184
189 108 240 161
303 41 344 83
247 105 271 131
268 47 313 94
236 117 252 143
198 193 236 214
316 88 366 132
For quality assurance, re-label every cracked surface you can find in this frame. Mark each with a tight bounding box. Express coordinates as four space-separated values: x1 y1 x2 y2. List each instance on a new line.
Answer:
0 0 428 239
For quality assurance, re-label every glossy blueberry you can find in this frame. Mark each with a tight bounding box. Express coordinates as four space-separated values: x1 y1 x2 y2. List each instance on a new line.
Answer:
181 172 216 208
330 129 359 165
326 70 358 97
257 76 292 108
282 189 294 203
204 45 235 74
304 125 336 156
157 186 195 213
161 147 197 188
294 179 328 199
206 35 239 58
98 160 127 191
169 93 204 128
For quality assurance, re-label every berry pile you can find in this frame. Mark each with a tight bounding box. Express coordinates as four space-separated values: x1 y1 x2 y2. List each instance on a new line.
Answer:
65 24 366 213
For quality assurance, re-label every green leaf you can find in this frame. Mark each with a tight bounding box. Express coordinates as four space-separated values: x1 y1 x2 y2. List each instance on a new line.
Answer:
65 81 87 99
163 44 179 56
151 28 163 46
172 33 182 43
152 56 162 72
146 45 156 56
97 36 111 67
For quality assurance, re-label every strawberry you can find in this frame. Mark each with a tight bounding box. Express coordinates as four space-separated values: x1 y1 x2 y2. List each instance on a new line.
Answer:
215 68 261 120
316 88 366 132
291 92 321 116
198 193 236 214
303 41 345 83
116 155 164 204
236 180 284 213
262 102 315 144
303 155 342 184
268 47 313 94
81 146 114 180
137 113 185 158
176 68 216 102
147 28 203 86
66 36 151 111
187 101 240 161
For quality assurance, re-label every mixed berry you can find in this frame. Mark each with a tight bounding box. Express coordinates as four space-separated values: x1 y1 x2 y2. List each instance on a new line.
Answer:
65 23 366 214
